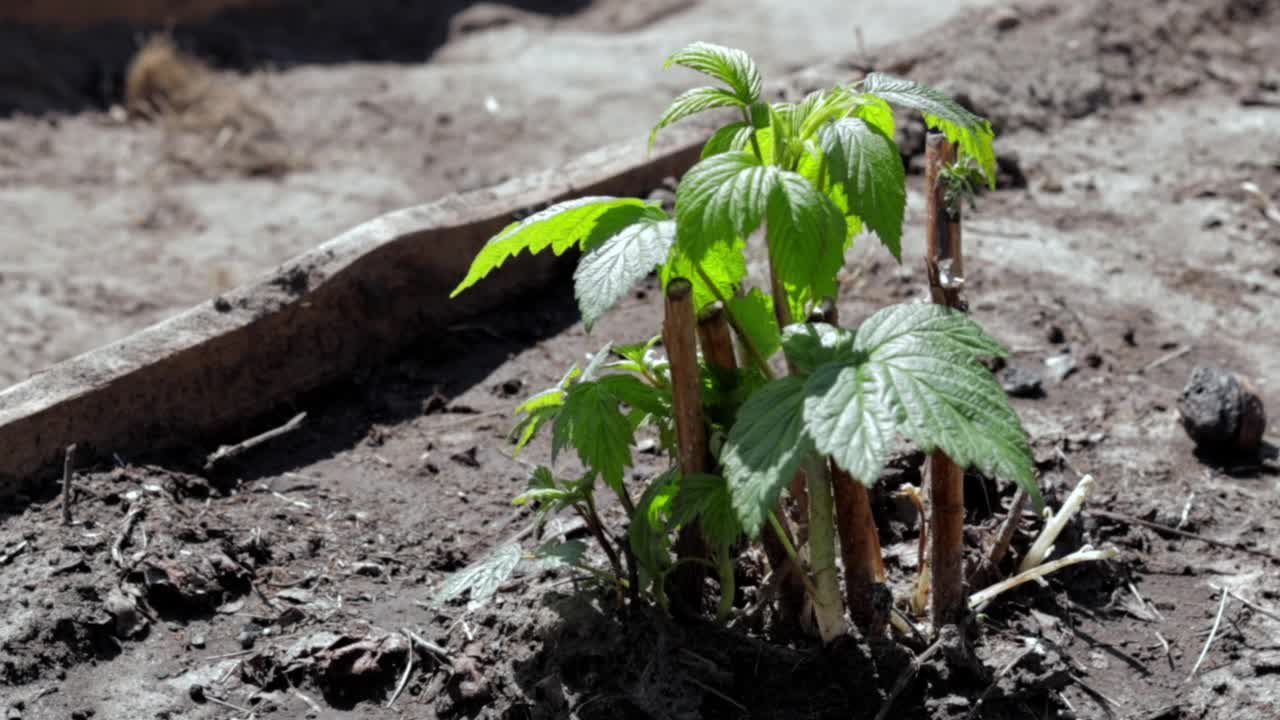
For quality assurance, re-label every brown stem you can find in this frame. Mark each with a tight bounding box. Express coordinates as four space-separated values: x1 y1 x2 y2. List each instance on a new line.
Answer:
696 303 737 371
832 464 888 634
925 133 968 629
698 302 807 626
665 278 710 616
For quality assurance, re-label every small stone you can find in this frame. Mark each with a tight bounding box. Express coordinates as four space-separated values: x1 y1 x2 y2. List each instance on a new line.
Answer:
646 187 676 214
990 7 1020 30
1045 354 1078 383
999 367 1044 398
1040 177 1064 194
352 562 385 578
213 296 232 312
1201 214 1224 229
189 634 207 649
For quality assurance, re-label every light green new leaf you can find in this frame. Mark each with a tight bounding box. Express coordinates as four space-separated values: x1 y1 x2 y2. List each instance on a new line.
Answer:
819 118 906 259
661 235 747 311
452 197 662 296
676 151 775 261
552 379 636 492
801 304 1039 506
766 170 847 318
854 94 896 139
574 218 675 330
725 288 781 361
722 375 814 537
780 322 858 374
651 86 745 148
431 542 523 610
664 42 762 105
511 388 565 453
861 73 997 188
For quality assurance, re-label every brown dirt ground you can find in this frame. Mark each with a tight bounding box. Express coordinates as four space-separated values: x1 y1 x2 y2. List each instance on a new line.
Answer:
3 0 1280 719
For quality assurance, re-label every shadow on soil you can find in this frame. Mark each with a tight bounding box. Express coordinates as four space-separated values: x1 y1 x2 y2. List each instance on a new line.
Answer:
0 0 591 116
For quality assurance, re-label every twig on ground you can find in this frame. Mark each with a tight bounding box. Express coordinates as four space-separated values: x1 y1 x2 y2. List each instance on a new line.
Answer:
873 635 946 720
62 444 77 525
1178 492 1196 530
971 546 1119 610
386 630 415 707
1070 674 1122 717
1091 509 1280 562
1155 631 1173 670
201 691 251 714
988 487 1028 568
1136 346 1192 375
1188 586 1230 681
406 629 452 663
294 690 323 715
1129 581 1165 622
686 675 747 713
111 505 145 567
431 410 505 431
965 642 1038 720
205 412 307 471
0 540 29 565
1208 583 1280 623
202 648 257 662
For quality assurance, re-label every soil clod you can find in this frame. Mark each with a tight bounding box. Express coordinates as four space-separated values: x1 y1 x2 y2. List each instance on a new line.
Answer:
1178 366 1268 455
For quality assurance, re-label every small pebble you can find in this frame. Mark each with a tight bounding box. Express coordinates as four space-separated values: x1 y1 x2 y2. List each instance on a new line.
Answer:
1178 366 1267 454
189 634 206 649
1045 354 1078 383
999 367 1044 398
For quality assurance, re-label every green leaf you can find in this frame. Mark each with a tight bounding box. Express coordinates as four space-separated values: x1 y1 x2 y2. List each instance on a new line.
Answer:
574 218 675 330
662 233 747 311
797 87 859 140
527 540 587 572
664 42 762 105
675 151 775 261
431 542 523 610
861 74 997 188
819 118 906 259
781 322 858 374
766 170 847 318
511 388 565 452
854 95 896 139
669 473 741 547
701 122 752 159
552 379 637 492
651 86 746 148
800 304 1038 506
722 375 814 537
598 374 669 419
452 198 662 296
629 469 681 583
724 288 781 361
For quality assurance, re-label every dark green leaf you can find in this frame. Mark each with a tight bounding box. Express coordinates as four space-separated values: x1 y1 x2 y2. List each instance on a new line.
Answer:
574 218 675 330
675 151 776 261
798 304 1038 507
781 322 858 374
701 122 752 159
669 473 741 547
722 375 813 537
819 118 906 259
766 170 847 318
553 380 636 492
